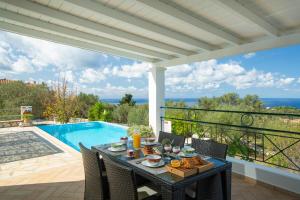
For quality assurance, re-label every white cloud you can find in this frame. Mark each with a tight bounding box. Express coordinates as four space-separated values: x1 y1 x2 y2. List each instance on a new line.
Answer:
53 71 76 83
278 78 295 86
112 62 150 78
166 60 245 88
243 52 256 59
79 68 106 83
64 70 76 83
11 56 35 73
83 83 147 98
0 41 12 68
166 59 296 92
0 32 111 74
103 67 110 74
166 64 192 76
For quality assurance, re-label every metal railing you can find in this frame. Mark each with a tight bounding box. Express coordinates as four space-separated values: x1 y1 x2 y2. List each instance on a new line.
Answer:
161 106 300 172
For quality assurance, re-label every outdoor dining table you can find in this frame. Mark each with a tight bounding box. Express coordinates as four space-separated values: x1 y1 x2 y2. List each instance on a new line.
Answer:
92 143 232 200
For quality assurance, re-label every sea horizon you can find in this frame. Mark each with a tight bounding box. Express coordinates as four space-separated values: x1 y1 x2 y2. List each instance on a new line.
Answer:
102 97 300 108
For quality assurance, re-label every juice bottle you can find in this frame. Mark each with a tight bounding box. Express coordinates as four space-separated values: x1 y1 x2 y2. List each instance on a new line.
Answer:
132 129 141 149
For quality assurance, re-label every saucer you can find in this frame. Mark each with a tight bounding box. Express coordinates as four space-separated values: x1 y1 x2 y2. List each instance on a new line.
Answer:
141 160 165 168
108 147 126 152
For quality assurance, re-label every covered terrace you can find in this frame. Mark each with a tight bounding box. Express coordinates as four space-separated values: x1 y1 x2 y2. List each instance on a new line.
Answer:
0 0 299 199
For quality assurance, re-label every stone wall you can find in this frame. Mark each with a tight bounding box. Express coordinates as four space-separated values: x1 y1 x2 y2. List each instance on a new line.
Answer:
0 120 22 128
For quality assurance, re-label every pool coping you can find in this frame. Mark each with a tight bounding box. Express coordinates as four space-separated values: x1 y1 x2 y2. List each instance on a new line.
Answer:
37 120 129 130
99 121 128 129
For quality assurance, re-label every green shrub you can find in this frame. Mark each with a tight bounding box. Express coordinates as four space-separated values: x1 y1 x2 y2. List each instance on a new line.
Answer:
112 104 130 124
127 125 154 138
0 81 52 119
76 92 99 118
88 102 113 122
22 113 34 120
127 105 148 126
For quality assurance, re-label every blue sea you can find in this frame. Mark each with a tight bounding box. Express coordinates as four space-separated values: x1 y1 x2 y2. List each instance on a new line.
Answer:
102 98 300 108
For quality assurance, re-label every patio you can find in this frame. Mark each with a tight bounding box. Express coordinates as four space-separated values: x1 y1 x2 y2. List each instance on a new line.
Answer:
0 0 300 199
0 127 298 200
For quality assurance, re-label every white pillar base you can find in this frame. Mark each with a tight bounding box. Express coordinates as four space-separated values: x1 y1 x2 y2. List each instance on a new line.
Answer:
148 64 165 137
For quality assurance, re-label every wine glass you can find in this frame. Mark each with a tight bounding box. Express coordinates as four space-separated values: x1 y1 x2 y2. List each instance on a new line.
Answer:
172 146 180 154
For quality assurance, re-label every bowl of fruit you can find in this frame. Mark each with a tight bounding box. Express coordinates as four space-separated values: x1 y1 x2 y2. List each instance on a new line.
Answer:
180 147 196 157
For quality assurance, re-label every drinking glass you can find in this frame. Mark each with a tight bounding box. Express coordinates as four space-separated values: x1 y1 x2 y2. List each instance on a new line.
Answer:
172 146 180 154
132 129 141 149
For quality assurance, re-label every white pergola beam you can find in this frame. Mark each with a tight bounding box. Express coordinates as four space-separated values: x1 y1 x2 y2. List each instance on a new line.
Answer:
157 31 300 67
213 0 278 37
0 8 174 60
0 0 193 57
64 0 216 51
137 0 242 45
0 21 158 62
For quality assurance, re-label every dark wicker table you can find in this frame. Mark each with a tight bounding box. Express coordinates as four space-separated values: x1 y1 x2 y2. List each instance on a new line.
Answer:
92 143 232 200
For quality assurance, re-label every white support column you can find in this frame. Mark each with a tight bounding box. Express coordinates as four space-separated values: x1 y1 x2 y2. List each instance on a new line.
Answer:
148 64 165 137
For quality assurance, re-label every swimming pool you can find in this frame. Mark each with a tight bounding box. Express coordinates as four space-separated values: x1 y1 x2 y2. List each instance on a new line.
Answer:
38 122 127 151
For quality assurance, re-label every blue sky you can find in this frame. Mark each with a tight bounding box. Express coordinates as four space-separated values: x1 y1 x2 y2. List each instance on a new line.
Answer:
0 30 300 99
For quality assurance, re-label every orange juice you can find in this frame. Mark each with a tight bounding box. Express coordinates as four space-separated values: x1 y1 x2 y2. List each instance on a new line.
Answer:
133 133 141 149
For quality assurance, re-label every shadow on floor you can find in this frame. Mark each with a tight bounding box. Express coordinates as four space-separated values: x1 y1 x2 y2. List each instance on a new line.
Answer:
232 174 299 200
0 180 84 200
0 175 298 200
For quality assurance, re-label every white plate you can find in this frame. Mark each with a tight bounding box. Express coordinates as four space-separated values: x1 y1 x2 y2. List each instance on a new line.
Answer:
178 152 198 158
199 155 211 160
141 160 165 168
108 147 126 152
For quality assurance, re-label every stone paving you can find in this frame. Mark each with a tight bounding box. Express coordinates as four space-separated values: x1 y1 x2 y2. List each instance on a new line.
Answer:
0 127 81 180
0 126 298 200
0 131 62 164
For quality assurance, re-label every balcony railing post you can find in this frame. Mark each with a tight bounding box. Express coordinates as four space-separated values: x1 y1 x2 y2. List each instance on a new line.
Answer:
262 134 265 162
254 132 257 161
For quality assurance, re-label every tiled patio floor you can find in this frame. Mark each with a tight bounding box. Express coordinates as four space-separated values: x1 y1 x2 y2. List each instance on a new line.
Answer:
0 131 63 164
0 127 298 200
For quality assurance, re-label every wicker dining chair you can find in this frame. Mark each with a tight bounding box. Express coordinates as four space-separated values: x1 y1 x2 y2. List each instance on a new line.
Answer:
191 138 228 159
79 143 109 200
158 131 185 147
185 138 228 199
185 173 224 200
102 154 161 200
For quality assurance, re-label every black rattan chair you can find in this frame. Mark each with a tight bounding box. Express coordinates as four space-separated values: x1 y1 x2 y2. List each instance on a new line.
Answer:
186 138 228 199
185 173 223 200
79 143 109 200
102 154 161 200
158 131 185 147
191 138 228 159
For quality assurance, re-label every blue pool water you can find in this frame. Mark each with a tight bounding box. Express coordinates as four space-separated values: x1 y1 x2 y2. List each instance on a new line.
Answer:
38 122 127 151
